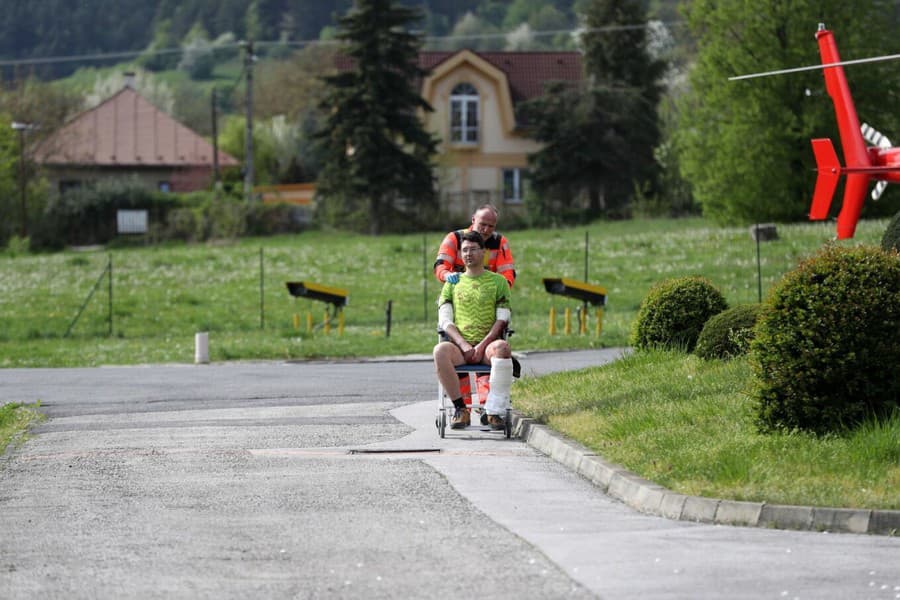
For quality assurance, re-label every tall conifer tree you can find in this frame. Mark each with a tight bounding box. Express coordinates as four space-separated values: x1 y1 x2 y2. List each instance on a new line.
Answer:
315 0 438 234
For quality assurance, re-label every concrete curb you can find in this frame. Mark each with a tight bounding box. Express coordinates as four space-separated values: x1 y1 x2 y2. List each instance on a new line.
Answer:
512 413 900 536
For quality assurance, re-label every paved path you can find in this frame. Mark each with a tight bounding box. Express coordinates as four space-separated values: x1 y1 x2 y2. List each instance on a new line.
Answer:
1 351 898 599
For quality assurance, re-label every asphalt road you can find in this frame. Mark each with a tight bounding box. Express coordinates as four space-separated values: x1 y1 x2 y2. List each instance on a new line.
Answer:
1 350 898 599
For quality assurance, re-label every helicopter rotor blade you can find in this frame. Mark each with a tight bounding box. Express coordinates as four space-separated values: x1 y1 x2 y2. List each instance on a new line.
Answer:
729 53 900 81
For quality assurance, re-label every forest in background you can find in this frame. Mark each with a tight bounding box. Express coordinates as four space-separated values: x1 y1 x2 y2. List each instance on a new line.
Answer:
1 0 899 244
0 0 683 79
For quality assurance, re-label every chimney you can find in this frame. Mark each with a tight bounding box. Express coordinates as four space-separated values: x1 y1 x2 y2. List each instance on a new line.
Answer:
123 72 136 89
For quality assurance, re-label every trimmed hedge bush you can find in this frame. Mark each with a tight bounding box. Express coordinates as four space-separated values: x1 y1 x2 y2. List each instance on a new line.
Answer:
751 245 900 435
882 210 900 252
630 276 728 352
695 303 763 360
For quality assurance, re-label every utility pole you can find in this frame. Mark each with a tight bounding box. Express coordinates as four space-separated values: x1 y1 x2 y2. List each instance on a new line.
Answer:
241 40 255 202
211 86 220 192
11 121 34 237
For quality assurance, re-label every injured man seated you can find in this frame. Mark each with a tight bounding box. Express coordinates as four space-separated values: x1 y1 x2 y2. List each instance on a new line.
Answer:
433 230 514 430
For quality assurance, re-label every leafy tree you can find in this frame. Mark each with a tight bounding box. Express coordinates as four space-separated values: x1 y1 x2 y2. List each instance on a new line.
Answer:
503 0 550 31
314 0 438 235
137 19 181 72
444 11 501 51
675 0 900 226
219 114 290 186
475 1 509 27
254 44 336 122
252 44 336 180
0 111 22 245
524 0 665 222
178 21 216 80
581 0 665 201
0 79 81 243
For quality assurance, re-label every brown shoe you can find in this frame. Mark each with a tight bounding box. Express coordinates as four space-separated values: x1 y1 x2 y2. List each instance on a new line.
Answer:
451 407 471 429
487 415 505 430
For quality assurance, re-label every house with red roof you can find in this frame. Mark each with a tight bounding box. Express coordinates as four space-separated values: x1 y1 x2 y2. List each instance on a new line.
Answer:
418 49 582 217
33 82 238 195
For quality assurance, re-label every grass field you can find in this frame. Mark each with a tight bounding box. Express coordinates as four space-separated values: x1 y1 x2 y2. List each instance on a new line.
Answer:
0 217 888 367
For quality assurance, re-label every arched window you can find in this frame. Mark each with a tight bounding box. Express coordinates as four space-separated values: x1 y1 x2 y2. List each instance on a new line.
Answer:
450 82 479 143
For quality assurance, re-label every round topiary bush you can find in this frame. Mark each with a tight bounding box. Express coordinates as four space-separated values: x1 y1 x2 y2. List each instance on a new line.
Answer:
695 303 763 360
751 245 900 435
630 276 728 352
882 210 900 252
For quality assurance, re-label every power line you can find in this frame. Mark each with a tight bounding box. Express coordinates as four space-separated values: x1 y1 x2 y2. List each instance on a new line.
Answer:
0 47 182 67
0 22 684 69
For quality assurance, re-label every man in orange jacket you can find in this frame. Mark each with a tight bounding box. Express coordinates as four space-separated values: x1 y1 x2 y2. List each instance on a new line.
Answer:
433 204 516 288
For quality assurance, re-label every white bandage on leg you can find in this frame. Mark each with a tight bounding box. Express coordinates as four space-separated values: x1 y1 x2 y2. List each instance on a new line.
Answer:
485 357 513 415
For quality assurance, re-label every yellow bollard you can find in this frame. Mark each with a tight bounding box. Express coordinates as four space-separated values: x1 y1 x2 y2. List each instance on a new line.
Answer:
595 308 604 336
306 312 313 333
579 308 587 335
549 307 557 335
338 310 345 336
324 310 330 334
292 313 300 330
564 307 571 335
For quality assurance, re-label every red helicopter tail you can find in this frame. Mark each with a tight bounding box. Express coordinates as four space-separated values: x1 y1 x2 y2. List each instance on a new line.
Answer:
811 25 874 238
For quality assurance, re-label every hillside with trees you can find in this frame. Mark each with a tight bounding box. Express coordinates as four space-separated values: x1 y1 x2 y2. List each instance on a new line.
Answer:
0 0 607 78
1 0 898 245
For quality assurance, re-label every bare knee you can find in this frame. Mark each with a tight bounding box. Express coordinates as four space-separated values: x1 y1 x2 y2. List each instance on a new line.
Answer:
485 340 511 360
434 341 462 364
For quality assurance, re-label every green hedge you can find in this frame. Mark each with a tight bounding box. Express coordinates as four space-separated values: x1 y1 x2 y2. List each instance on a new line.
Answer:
630 276 727 352
751 245 900 434
695 303 763 361
882 210 900 252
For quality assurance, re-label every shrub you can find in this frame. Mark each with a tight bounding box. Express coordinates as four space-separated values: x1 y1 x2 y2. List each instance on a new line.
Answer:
4 235 30 257
695 303 763 360
630 276 728 352
31 177 181 249
751 245 900 435
882 210 900 252
246 203 310 236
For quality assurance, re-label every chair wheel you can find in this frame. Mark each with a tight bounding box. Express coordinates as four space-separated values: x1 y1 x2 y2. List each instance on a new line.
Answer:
480 412 489 426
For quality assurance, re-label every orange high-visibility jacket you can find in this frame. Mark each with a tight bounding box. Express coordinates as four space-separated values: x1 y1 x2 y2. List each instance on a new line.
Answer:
434 229 516 287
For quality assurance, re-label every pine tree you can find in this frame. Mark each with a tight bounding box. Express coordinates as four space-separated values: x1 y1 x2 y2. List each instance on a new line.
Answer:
524 0 665 222
315 0 438 235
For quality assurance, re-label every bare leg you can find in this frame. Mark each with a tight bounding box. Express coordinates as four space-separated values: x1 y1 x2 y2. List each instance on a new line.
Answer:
433 341 465 399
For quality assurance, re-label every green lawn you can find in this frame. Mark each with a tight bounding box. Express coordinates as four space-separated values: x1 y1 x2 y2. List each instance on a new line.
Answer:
0 217 886 366
515 350 899 510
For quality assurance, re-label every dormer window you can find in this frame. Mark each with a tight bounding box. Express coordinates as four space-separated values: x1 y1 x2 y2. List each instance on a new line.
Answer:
450 82 479 144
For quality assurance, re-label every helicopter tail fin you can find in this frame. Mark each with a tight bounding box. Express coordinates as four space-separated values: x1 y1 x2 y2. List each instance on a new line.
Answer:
810 138 841 220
